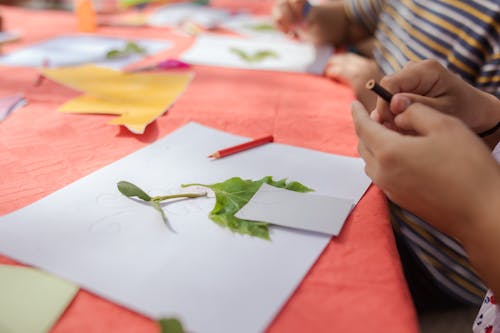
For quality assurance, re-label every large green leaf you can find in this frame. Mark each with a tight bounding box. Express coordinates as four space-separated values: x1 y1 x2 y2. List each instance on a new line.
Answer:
182 177 313 239
158 318 185 333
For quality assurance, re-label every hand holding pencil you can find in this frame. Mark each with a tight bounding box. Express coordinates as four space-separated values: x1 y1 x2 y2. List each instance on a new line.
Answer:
365 60 500 142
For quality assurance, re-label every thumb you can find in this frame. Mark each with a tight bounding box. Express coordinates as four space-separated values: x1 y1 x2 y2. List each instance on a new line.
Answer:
394 103 450 135
390 93 443 115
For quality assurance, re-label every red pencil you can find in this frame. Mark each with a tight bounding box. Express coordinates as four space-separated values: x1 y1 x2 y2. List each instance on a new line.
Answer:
208 135 274 159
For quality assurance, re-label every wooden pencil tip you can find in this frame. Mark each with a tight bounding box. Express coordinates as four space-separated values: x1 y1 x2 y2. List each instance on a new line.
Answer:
366 79 375 90
208 152 220 159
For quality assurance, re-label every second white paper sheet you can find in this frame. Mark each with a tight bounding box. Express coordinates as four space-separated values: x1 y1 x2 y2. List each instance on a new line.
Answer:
180 34 332 74
0 123 370 333
235 183 354 235
0 35 171 68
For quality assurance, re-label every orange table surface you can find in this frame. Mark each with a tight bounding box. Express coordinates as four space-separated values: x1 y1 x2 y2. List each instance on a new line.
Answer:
0 3 418 333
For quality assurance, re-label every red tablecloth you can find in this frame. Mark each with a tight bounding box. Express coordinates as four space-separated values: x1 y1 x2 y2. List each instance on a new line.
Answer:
0 3 418 332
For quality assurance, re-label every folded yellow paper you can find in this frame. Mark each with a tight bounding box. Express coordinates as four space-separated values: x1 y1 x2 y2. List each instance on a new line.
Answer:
42 65 194 134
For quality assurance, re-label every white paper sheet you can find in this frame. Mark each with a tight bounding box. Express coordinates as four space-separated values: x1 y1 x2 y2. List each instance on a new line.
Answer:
0 123 370 333
235 183 354 235
0 93 27 122
148 3 232 29
180 34 332 74
0 35 171 68
220 14 290 41
0 31 21 44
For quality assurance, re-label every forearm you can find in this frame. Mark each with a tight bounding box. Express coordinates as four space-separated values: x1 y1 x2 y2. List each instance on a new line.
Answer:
458 183 500 296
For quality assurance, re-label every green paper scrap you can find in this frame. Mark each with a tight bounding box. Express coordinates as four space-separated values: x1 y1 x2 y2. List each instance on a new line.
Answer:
0 265 78 333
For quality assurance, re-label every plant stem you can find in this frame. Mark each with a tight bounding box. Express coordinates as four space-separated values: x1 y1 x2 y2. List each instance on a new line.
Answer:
151 192 207 202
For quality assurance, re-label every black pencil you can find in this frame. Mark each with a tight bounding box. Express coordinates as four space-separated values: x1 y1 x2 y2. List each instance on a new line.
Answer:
366 79 393 103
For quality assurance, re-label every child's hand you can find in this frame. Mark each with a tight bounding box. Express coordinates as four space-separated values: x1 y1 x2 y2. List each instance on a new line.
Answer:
372 60 500 135
272 0 355 45
352 100 500 241
325 53 382 109
272 0 306 36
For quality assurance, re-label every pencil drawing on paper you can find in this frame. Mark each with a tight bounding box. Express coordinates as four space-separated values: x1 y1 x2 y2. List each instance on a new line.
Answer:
89 212 125 234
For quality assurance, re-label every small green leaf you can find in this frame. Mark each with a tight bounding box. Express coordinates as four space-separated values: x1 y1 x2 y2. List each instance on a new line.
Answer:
229 47 252 62
229 47 278 63
105 42 147 59
253 50 278 61
245 23 276 32
117 181 206 226
158 318 185 333
182 177 313 239
124 41 146 54
105 49 122 59
150 200 167 223
117 181 151 201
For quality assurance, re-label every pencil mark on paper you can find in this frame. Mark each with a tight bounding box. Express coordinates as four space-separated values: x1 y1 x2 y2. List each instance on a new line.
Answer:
89 211 126 234
96 193 130 209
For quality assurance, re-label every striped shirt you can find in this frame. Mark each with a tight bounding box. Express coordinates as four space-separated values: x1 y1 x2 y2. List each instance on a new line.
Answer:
344 0 500 305
344 0 500 97
389 201 486 305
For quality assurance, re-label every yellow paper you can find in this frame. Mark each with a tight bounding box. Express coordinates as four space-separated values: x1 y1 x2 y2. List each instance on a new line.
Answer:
42 65 194 134
0 264 78 333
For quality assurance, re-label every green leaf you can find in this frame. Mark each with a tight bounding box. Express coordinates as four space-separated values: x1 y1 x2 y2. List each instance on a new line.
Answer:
105 49 122 59
253 50 278 61
117 181 152 201
182 177 313 239
117 181 207 225
229 47 252 62
150 200 168 223
124 41 146 54
229 47 278 63
158 318 185 333
117 0 151 8
105 42 147 59
245 23 276 32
